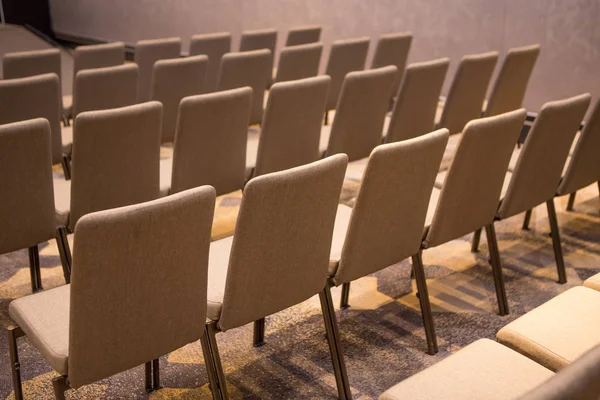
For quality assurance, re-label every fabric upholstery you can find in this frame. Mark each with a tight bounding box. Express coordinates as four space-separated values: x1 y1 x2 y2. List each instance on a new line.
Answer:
331 130 449 285
485 44 540 117
2 48 61 82
370 32 413 96
498 94 591 220
0 73 64 164
239 28 277 84
170 87 252 195
497 286 600 372
72 42 125 87
583 272 600 292
274 43 322 83
61 125 73 155
151 55 208 143
134 37 181 102
386 58 449 143
557 99 600 196
0 119 56 254
217 49 271 125
327 66 397 161
189 32 231 92
424 109 526 248
207 235 233 321
379 339 554 400
324 37 370 111
285 25 321 46
437 51 498 135
214 155 348 331
67 102 162 229
254 76 330 177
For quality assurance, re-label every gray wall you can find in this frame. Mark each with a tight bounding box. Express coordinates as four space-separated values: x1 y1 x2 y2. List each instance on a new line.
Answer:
50 0 600 112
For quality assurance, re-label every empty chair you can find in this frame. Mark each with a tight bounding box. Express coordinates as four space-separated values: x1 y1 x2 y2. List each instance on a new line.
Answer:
386 58 449 143
326 66 397 162
370 32 413 97
437 51 498 135
324 37 370 118
0 119 64 292
8 186 216 400
166 87 252 196
274 42 322 83
189 32 231 92
54 102 163 281
485 44 540 117
202 155 350 400
151 55 208 143
239 28 277 83
285 25 322 46
424 109 527 316
2 48 61 81
217 49 271 125
134 37 182 101
330 129 448 355
252 76 330 177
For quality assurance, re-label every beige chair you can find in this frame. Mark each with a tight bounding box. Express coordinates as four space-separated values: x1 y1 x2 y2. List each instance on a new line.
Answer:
485 44 540 117
252 76 330 177
0 119 66 291
217 49 271 125
54 102 163 282
8 186 216 400
583 272 600 291
424 109 527 316
326 66 397 162
203 155 350 400
189 32 231 92
386 58 450 143
370 33 412 97
437 51 498 135
273 42 322 83
134 37 182 102
330 129 448 355
239 28 277 84
324 37 370 121
557 99 600 211
151 55 208 143
285 25 321 46
167 87 252 196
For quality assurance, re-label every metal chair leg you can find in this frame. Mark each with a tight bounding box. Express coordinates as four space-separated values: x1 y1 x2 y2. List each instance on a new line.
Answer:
340 282 351 309
61 154 71 180
152 358 160 390
471 228 482 253
51 375 69 400
411 252 438 355
566 192 577 212
200 332 222 400
253 318 265 347
324 110 329 125
522 209 532 230
485 223 509 315
547 199 567 284
56 227 71 284
205 322 228 400
8 326 24 400
319 285 352 400
145 361 153 392
28 245 43 292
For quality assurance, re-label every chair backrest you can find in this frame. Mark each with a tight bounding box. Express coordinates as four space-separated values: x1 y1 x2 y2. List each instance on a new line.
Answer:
72 64 139 119
189 32 231 92
386 58 449 143
0 119 55 254
72 42 125 84
370 32 413 96
0 73 63 164
327 66 397 161
151 55 208 143
324 37 370 110
254 76 330 177
171 87 252 196
485 44 540 117
239 28 277 83
285 25 322 46
218 154 348 331
274 42 322 83
424 109 527 248
217 49 271 125
69 102 162 230
558 99 600 196
498 94 591 220
333 129 449 286
2 48 61 81
134 37 181 102
438 51 498 135
68 186 216 388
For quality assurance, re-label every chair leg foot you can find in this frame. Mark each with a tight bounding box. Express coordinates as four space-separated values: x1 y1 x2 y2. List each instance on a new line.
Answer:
522 209 532 230
340 282 350 309
56 228 71 284
28 245 43 292
485 223 509 315
412 252 438 355
51 375 69 400
547 199 567 284
471 229 482 253
253 318 265 347
8 326 24 400
205 322 228 400
566 192 576 212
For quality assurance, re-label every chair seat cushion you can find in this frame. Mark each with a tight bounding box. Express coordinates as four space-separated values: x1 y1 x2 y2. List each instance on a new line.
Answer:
9 285 70 375
159 157 172 197
61 125 73 155
497 286 600 371
379 339 553 400
328 205 353 279
207 235 234 322
424 187 441 228
63 94 73 115
344 158 369 182
583 272 600 292
53 178 71 227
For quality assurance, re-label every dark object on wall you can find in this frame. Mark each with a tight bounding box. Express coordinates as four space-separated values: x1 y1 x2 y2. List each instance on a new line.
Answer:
2 0 53 38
